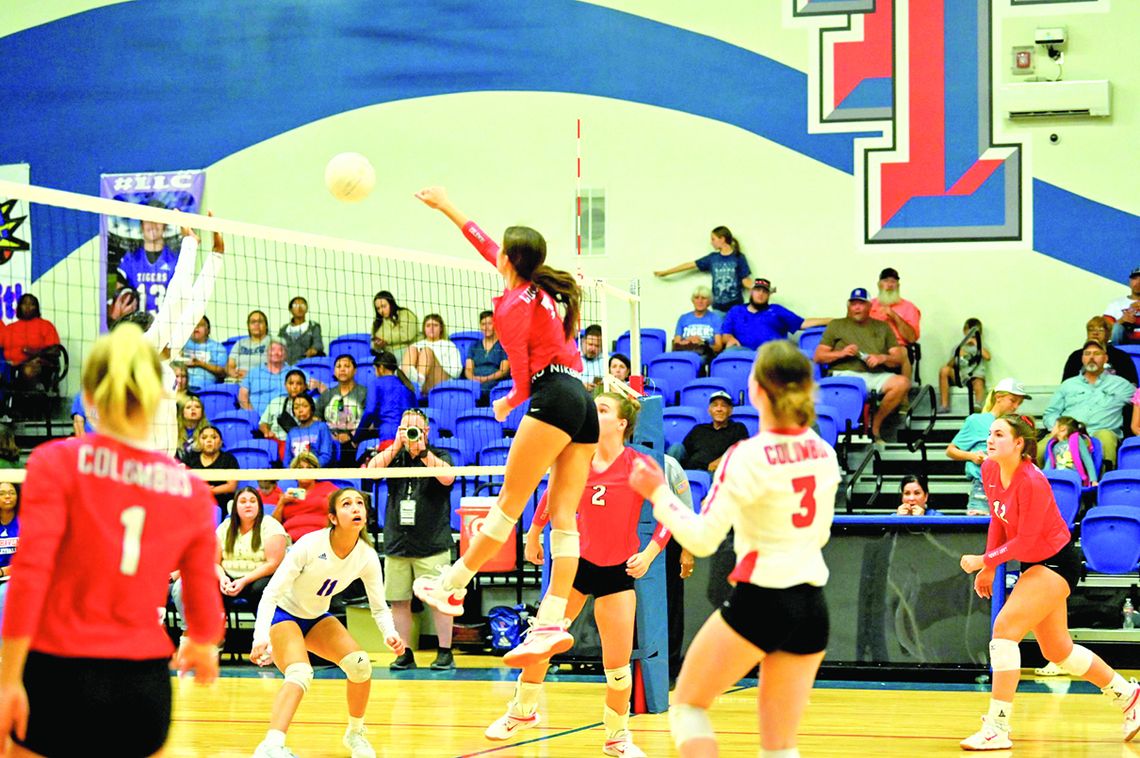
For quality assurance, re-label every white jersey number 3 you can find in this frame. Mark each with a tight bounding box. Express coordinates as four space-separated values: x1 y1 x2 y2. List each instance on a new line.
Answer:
119 506 147 576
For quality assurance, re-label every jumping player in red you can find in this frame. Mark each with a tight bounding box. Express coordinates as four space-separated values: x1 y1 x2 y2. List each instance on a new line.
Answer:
413 186 598 668
630 340 840 758
959 414 1140 750
0 324 223 757
486 392 670 756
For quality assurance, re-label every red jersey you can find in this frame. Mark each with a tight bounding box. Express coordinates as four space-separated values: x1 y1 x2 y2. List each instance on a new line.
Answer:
981 458 1070 568
0 318 60 366
463 221 583 408
3 435 223 658
534 447 670 566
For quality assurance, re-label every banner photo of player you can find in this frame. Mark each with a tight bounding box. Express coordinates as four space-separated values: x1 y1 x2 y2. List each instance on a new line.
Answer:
100 170 205 331
0 163 32 323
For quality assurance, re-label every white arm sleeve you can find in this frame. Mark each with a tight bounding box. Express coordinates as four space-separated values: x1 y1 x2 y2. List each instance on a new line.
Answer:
145 235 198 350
168 251 224 352
253 540 307 645
360 552 397 639
650 454 739 557
664 454 694 511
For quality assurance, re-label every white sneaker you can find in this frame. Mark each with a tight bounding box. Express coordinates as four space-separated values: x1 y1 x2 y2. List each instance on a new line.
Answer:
1033 661 1065 676
343 726 377 758
502 618 574 669
603 730 647 756
484 708 541 740
412 568 466 617
251 741 297 758
1115 680 1140 741
960 716 1012 750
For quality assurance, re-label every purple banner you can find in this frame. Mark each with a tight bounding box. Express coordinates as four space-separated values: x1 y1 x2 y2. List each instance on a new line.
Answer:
100 169 205 330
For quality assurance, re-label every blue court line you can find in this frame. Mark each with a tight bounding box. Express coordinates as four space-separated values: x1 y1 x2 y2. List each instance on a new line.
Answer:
455 721 603 757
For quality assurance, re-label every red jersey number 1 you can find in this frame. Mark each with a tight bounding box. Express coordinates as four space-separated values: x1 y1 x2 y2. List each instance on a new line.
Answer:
791 476 816 528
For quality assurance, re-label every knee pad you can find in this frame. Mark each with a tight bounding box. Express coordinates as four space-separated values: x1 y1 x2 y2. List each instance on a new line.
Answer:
479 505 518 542
1057 644 1094 677
989 638 1021 672
604 665 632 691
338 650 373 683
549 529 580 559
283 662 314 693
669 703 714 749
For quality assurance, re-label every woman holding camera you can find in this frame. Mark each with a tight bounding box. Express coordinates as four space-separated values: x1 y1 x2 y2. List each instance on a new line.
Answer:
272 452 338 543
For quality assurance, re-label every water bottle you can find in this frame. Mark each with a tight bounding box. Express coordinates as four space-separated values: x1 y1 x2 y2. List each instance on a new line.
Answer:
1125 599 1135 630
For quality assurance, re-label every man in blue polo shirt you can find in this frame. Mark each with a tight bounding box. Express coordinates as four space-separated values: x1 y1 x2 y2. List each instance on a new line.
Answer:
720 279 829 351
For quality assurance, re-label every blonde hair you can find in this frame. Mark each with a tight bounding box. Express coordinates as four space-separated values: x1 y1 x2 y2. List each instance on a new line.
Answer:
83 324 163 436
981 390 1013 414
597 391 641 442
752 340 816 428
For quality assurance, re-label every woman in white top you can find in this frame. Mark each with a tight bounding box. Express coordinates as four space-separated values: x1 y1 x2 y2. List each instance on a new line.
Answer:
250 487 404 758
171 486 286 636
400 313 462 394
630 340 840 758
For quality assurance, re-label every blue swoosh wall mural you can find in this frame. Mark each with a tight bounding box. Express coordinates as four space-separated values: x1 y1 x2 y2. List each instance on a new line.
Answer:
2 0 1136 279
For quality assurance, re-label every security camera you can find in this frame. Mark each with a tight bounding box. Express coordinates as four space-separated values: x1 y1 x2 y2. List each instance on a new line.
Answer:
1035 27 1067 46
1049 133 1060 144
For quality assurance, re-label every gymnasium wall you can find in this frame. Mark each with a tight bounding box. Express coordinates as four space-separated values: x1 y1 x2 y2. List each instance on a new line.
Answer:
2 0 1137 390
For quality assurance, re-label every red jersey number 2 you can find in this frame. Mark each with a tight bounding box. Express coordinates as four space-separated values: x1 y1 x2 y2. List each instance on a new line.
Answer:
791 476 816 528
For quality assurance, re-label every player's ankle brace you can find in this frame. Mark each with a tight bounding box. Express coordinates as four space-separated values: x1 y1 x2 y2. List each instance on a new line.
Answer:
669 703 714 748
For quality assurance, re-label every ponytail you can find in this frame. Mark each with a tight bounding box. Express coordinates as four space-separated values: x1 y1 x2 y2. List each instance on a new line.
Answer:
531 265 582 342
712 225 740 255
753 340 815 429
84 323 163 437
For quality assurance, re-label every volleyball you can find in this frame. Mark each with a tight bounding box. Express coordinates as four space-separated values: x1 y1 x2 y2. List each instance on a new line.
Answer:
324 152 376 202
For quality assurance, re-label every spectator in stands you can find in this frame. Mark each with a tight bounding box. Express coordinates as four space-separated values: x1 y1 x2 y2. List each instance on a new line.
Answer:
720 278 829 352
946 378 1030 515
355 351 417 445
939 318 990 413
609 353 632 383
1 293 61 395
70 393 94 436
654 226 753 313
1043 416 1098 487
368 408 456 670
673 390 749 472
171 486 287 643
371 290 420 359
464 310 508 400
257 480 283 511
284 394 334 467
894 475 941 516
814 287 908 445
226 309 270 383
0 425 17 470
259 368 307 457
183 425 239 512
0 481 19 626
1104 267 1140 345
1044 339 1135 467
239 337 291 416
182 316 227 389
176 395 209 463
581 323 606 392
1062 316 1138 385
672 285 723 362
401 313 462 395
317 354 368 466
271 452 339 543
278 295 324 364
869 269 921 380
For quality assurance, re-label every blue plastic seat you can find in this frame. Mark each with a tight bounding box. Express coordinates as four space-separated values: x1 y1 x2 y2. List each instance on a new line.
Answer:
663 407 702 449
1081 506 1140 574
815 404 840 449
1043 469 1081 528
648 353 702 404
1098 470 1140 508
454 409 504 462
614 329 667 371
733 407 759 436
685 470 711 512
214 419 254 445
233 438 281 465
327 337 372 365
678 378 732 411
450 330 482 363
222 335 243 356
816 376 867 433
798 326 827 358
709 352 755 405
296 356 335 373
1118 438 1140 471
229 447 272 471
196 389 238 419
427 381 480 435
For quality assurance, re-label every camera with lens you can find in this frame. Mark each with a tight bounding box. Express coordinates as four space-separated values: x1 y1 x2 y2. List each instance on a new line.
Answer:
404 425 422 443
